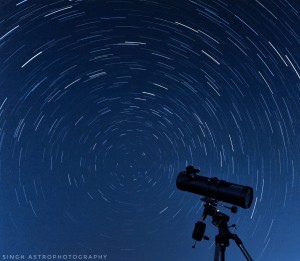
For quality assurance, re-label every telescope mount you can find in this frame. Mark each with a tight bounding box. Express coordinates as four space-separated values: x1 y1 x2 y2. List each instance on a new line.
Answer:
192 197 253 261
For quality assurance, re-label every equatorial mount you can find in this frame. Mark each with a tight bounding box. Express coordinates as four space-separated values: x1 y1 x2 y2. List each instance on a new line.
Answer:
192 197 253 261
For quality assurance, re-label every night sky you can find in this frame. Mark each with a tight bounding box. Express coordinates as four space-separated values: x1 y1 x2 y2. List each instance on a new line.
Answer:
0 0 300 260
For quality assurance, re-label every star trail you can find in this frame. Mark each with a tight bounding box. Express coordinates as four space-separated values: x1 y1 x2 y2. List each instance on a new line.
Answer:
0 1 300 260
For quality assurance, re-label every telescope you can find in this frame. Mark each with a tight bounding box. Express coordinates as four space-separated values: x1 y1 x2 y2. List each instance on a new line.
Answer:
176 166 254 260
176 166 253 209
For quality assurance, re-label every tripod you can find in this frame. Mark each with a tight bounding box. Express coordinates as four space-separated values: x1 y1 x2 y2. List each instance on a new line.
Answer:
192 197 253 261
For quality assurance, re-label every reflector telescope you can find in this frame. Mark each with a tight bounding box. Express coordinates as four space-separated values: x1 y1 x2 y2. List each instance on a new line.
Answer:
176 167 253 209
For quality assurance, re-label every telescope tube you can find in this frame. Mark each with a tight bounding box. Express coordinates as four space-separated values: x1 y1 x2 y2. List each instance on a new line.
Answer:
176 172 253 209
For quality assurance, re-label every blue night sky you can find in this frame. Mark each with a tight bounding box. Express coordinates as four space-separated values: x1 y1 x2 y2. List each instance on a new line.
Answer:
0 0 300 260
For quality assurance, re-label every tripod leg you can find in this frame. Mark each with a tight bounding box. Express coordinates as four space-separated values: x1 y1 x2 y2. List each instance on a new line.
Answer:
220 245 226 261
237 243 253 261
214 243 220 261
233 234 253 261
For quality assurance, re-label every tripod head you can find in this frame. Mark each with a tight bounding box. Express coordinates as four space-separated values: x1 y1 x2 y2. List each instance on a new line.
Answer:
201 197 233 227
192 197 236 246
191 197 253 260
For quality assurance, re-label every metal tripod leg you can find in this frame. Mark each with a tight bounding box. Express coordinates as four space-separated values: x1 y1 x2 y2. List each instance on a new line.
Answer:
232 234 253 261
214 243 226 261
214 243 220 261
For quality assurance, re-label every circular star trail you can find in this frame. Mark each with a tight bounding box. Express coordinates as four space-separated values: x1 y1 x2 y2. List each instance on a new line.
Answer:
0 1 300 260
